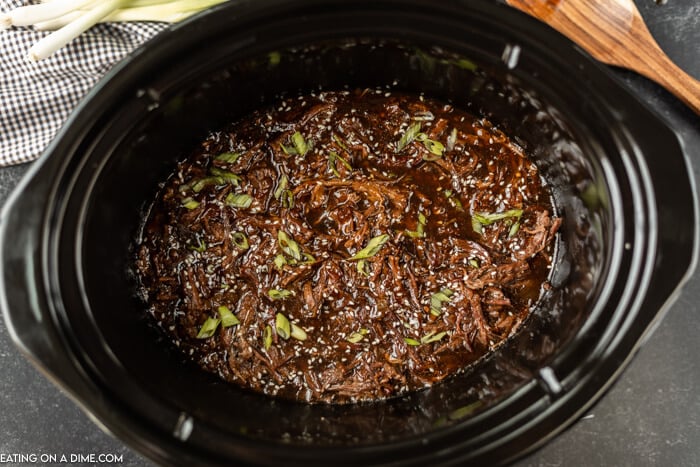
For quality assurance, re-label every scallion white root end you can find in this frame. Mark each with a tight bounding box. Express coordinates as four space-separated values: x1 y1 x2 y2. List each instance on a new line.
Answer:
0 14 12 30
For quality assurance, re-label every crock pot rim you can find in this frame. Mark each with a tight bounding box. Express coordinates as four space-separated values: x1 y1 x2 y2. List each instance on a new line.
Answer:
1 0 697 466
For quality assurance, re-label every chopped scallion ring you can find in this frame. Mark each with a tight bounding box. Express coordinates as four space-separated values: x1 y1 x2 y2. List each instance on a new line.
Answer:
225 193 253 209
196 317 221 339
215 151 242 163
396 122 422 152
421 331 448 344
275 313 291 340
263 325 272 350
349 234 390 260
290 323 308 341
430 288 454 316
406 212 427 238
231 232 249 250
268 288 293 300
274 174 289 200
471 209 523 235
217 306 240 328
181 197 200 210
209 167 241 186
278 231 302 261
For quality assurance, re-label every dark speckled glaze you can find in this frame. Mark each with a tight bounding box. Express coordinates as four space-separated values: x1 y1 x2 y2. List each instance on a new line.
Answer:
0 0 697 465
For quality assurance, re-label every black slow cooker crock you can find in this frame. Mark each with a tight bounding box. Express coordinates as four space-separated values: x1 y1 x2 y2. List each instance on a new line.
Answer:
1 0 696 465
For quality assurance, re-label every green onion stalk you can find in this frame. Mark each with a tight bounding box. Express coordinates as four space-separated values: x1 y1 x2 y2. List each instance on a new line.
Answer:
1 0 228 61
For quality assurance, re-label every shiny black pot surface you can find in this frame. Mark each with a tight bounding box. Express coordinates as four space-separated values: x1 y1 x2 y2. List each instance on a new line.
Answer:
1 0 696 465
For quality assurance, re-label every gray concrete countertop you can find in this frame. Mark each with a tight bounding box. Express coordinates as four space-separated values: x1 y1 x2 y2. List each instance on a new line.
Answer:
0 1 698 465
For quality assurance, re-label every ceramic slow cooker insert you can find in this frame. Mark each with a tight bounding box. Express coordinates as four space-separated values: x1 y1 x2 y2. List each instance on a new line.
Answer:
1 0 696 465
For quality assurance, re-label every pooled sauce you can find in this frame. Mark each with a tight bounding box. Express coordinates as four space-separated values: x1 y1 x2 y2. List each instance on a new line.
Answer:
135 89 560 403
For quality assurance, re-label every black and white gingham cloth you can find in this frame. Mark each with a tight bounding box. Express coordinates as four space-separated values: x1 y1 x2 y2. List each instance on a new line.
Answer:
0 1 168 166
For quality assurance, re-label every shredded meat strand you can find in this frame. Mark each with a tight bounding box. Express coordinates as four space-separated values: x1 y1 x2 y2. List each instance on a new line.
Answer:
136 89 560 403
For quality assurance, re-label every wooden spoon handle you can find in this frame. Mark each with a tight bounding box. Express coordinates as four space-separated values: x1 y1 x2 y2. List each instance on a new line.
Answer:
623 34 700 115
506 0 700 115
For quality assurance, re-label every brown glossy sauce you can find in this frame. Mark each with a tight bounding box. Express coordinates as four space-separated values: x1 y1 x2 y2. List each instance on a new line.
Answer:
135 89 560 403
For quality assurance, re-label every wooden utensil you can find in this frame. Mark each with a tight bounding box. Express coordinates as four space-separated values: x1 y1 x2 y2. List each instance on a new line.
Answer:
506 0 700 115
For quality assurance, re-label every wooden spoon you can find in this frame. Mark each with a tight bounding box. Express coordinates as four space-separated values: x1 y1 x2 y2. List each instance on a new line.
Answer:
506 0 700 115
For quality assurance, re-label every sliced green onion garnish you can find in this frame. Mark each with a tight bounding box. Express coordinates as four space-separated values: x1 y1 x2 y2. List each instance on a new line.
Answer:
292 131 310 156
473 209 523 224
448 401 482 420
268 51 281 66
290 323 308 341
415 133 445 160
278 231 302 261
181 197 200 210
196 317 221 339
210 167 241 185
471 217 483 235
332 134 350 153
232 232 249 250
214 151 242 163
404 337 421 346
406 212 427 238
274 254 287 270
472 209 523 235
275 313 291 340
189 238 206 253
263 325 272 350
301 252 316 264
281 190 294 209
274 174 289 200
430 288 454 316
225 193 253 209
281 131 310 156
280 143 295 155
454 58 478 71
421 139 445 160
444 190 464 211
328 150 352 178
347 333 364 343
347 328 369 343
395 125 447 159
191 176 226 193
508 221 521 238
217 306 240 328
268 288 293 300
396 122 422 152
349 234 390 260
357 259 370 276
421 331 448 344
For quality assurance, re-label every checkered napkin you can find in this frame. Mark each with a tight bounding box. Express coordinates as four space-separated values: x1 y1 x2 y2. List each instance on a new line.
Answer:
0 1 167 166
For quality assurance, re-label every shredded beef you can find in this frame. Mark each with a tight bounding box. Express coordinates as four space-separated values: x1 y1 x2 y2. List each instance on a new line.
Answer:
135 89 560 403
